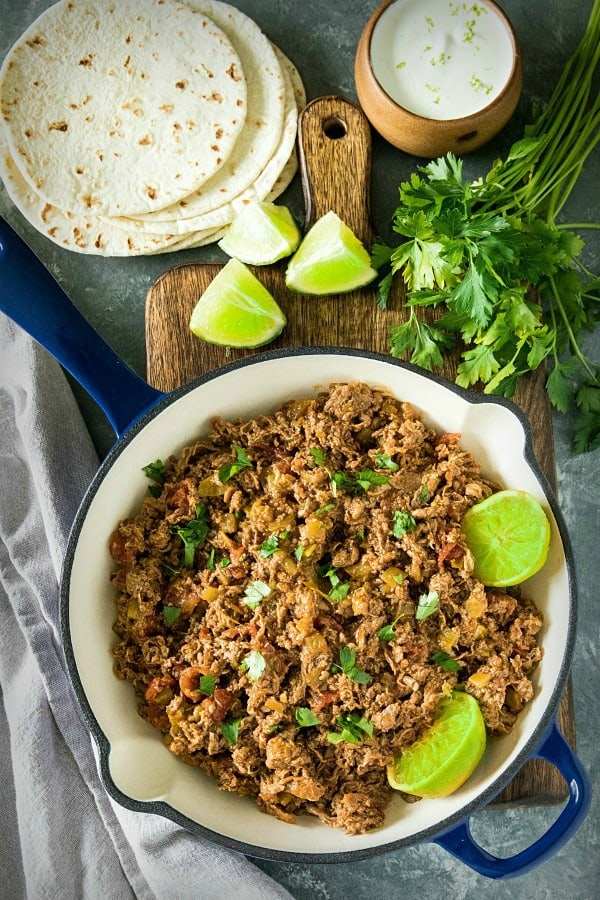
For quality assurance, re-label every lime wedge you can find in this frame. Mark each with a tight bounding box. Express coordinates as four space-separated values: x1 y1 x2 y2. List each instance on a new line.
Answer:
285 210 377 294
217 201 301 265
189 258 286 348
387 691 486 798
461 489 551 587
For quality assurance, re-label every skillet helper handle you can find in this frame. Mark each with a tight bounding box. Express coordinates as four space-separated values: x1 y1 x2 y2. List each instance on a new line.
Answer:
297 95 375 246
434 719 591 879
0 217 162 437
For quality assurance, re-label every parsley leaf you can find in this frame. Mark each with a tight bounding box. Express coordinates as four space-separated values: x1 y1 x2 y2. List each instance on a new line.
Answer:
218 444 253 483
309 447 327 467
327 712 374 745
196 674 216 696
259 534 280 557
243 580 271 610
295 707 322 728
142 459 165 496
175 501 210 568
416 590 440 620
430 650 461 672
332 646 371 684
392 510 417 537
221 716 243 745
328 582 350 602
331 469 390 495
240 651 266 681
373 453 399 471
162 605 181 626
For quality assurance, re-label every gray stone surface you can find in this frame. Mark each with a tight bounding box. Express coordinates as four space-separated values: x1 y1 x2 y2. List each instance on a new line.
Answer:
1 1 598 896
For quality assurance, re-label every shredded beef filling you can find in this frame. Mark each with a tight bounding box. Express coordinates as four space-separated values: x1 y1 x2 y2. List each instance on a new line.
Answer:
110 382 543 835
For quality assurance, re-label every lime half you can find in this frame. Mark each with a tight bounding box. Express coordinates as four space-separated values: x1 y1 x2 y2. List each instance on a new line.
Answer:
285 210 377 295
217 201 301 265
462 489 551 587
387 691 486 798
189 258 286 348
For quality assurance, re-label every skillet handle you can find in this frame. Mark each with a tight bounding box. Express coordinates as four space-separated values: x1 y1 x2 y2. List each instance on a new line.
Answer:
0 217 162 437
433 719 591 879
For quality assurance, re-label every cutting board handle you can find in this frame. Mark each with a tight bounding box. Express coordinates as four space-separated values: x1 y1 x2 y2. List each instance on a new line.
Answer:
297 95 374 245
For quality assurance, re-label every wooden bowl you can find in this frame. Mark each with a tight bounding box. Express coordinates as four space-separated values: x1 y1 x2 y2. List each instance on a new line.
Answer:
355 0 522 157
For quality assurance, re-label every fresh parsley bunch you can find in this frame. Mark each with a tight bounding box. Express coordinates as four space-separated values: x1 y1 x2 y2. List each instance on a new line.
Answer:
374 0 600 453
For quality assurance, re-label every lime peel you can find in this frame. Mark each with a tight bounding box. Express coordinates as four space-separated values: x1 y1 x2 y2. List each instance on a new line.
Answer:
387 690 486 798
189 257 286 349
217 200 301 265
462 489 551 587
285 210 377 295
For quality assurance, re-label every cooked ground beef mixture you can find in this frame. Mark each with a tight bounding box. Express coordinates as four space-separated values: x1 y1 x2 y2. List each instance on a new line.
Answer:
110 382 543 834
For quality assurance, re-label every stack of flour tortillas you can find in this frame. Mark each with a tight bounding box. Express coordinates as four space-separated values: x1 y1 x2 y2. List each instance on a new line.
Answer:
0 0 305 255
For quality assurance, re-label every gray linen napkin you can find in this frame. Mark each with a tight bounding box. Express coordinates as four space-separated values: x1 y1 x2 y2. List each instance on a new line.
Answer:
0 313 294 900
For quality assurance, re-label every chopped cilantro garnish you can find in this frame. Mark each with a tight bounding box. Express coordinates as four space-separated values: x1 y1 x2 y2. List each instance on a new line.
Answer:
295 707 322 728
315 503 335 516
416 590 440 620
294 545 305 561
373 453 399 471
162 605 181 626
243 580 271 610
218 444 253 483
328 582 350 602
417 484 431 502
430 650 461 672
259 534 280 557
175 501 209 568
327 712 374 745
206 548 216 570
392 510 417 537
142 459 166 496
195 674 216 696
240 650 266 681
309 447 327 467
332 646 371 684
221 716 243 745
332 469 390 495
219 556 230 568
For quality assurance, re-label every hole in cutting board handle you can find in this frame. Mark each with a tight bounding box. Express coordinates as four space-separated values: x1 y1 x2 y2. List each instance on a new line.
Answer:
323 115 347 139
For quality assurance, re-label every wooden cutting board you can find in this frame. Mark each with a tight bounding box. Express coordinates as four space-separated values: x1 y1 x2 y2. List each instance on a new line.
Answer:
146 95 574 805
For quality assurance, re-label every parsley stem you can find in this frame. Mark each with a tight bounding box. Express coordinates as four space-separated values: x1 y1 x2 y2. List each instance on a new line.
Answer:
548 275 597 381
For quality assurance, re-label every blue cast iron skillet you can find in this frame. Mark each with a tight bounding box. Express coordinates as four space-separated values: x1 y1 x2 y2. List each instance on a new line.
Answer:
0 217 591 877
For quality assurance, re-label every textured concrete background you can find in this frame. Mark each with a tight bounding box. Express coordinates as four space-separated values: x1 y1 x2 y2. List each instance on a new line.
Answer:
0 1 598 897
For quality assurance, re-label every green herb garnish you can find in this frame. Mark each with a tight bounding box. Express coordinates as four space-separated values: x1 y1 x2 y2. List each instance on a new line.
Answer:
195 674 216 696
331 646 371 684
259 534 280 557
175 502 209 568
373 453 399 471
309 447 327 467
416 590 440 620
295 707 322 728
218 444 253 483
392 510 417 537
162 605 181 626
331 469 390 495
240 650 266 681
315 503 335 516
142 459 166 496
221 716 243 745
430 650 461 672
327 712 374 745
243 580 271 610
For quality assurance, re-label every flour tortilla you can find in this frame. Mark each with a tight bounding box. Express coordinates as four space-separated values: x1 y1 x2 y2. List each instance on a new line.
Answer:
0 0 246 217
126 48 304 237
131 0 286 226
0 129 218 255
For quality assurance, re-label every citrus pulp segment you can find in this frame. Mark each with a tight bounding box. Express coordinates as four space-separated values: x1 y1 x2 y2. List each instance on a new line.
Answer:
218 201 301 264
461 489 551 587
189 258 286 348
387 690 486 798
285 210 378 294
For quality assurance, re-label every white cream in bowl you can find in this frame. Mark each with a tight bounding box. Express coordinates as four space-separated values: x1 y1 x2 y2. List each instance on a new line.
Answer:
370 0 516 120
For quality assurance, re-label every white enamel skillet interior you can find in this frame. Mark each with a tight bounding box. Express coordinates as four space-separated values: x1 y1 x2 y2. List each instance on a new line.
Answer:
0 217 589 874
